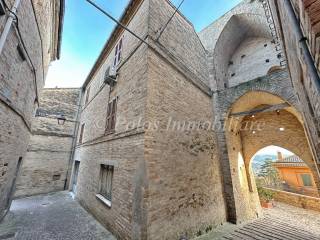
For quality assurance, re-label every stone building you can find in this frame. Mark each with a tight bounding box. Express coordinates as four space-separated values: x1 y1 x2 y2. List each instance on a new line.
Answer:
0 0 64 220
269 0 320 173
68 0 320 239
15 88 81 198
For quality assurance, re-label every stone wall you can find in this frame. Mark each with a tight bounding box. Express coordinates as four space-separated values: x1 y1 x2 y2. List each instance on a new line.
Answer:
214 69 305 223
270 0 320 165
15 88 80 198
0 0 63 220
265 188 320 212
144 48 226 240
72 0 225 239
73 0 149 239
198 0 281 90
70 0 320 239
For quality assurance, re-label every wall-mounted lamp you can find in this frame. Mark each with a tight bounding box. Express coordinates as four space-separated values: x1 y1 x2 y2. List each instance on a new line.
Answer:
57 114 66 125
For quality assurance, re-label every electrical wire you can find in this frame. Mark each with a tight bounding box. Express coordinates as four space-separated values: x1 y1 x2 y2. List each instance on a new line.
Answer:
156 0 185 41
85 0 152 48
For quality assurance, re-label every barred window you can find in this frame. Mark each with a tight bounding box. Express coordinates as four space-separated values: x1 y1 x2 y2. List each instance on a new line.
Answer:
99 165 114 202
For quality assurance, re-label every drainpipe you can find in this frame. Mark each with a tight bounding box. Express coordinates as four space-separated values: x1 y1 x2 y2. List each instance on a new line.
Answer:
282 0 320 92
64 89 83 190
0 0 21 55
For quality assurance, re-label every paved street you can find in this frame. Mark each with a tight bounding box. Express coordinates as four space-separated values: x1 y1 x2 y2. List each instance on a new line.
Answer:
0 191 116 240
196 202 320 240
1 193 320 240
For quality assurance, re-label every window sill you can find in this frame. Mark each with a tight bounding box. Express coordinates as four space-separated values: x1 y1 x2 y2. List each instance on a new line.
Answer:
96 194 112 208
105 130 115 136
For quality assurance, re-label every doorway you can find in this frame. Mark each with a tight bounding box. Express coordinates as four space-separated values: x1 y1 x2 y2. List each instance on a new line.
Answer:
72 161 80 195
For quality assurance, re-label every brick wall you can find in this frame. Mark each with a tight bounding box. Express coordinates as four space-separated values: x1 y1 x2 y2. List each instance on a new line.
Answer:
0 0 63 220
73 1 149 239
15 88 80 198
265 188 320 212
144 48 226 240
270 0 320 165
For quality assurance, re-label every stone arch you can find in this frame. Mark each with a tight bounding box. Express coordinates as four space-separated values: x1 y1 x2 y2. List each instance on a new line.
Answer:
213 13 281 89
223 89 320 222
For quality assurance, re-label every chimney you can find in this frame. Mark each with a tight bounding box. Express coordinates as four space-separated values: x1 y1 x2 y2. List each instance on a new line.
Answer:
277 151 283 161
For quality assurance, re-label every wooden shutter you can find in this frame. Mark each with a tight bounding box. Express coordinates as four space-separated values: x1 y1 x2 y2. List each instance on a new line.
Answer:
111 99 117 130
113 37 123 67
79 123 85 143
106 98 117 133
117 38 123 63
113 43 118 67
85 86 91 105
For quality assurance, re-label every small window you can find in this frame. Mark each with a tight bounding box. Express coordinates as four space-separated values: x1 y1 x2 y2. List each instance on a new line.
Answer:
85 86 91 105
17 44 26 61
241 54 246 59
301 174 313 187
79 123 85 143
106 98 117 133
99 165 114 202
231 73 236 77
113 37 123 68
266 59 270 63
53 174 61 181
228 61 233 66
264 43 268 47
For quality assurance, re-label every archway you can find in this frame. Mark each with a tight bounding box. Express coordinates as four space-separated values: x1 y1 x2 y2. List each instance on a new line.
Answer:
213 13 282 90
224 90 320 222
252 146 319 198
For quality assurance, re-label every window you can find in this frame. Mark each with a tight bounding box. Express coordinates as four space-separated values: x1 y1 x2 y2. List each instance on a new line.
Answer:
52 174 61 181
79 123 85 143
106 98 117 133
113 38 123 68
301 174 313 187
99 165 114 203
85 86 91 105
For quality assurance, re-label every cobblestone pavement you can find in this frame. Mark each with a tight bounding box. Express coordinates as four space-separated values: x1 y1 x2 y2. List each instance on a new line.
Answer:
196 202 320 240
0 191 116 240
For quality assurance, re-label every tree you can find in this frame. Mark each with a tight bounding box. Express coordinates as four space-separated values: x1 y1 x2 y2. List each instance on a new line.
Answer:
258 159 281 187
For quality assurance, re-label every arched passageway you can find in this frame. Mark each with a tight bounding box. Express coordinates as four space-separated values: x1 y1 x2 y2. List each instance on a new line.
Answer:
251 146 319 198
224 90 320 222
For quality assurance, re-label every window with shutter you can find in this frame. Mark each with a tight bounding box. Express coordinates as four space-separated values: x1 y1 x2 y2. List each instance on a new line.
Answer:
106 98 117 133
79 123 85 143
85 86 91 105
113 37 123 68
99 165 114 202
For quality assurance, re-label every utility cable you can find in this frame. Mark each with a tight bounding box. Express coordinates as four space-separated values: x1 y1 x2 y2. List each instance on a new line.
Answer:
85 0 152 48
156 0 185 41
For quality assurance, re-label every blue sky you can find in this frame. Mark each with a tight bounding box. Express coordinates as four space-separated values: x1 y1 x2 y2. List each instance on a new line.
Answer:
45 0 242 88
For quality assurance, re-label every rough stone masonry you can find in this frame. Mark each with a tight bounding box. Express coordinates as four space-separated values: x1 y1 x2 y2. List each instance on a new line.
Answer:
67 0 320 239
0 0 64 220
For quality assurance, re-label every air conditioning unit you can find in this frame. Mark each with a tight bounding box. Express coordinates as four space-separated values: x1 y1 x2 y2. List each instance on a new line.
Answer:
0 1 5 16
104 66 118 86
